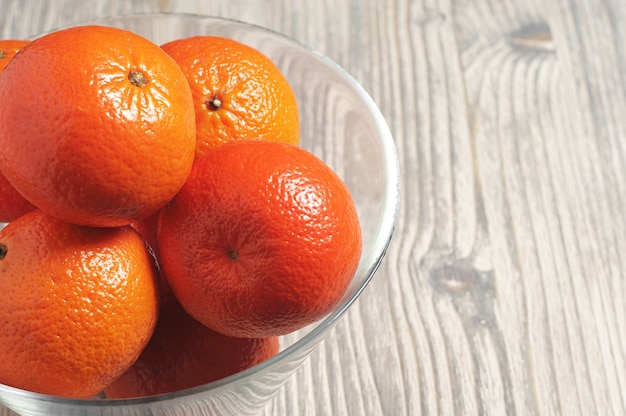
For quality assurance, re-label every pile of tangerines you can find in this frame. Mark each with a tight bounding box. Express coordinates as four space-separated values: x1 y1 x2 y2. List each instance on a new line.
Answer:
0 25 362 399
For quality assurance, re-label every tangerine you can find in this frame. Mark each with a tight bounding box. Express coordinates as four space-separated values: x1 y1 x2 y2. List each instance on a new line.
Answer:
160 36 300 159
158 139 362 338
0 174 35 223
104 292 279 398
0 210 160 398
0 40 28 71
0 40 36 222
0 26 196 227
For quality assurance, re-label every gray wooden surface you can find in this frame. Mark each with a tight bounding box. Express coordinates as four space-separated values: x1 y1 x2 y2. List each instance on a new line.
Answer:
1 0 625 414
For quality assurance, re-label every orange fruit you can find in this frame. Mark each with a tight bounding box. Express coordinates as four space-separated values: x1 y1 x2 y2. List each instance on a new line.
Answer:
0 210 160 398
158 139 362 338
0 26 196 227
0 40 29 71
104 292 279 398
160 36 300 159
0 40 36 222
0 174 36 222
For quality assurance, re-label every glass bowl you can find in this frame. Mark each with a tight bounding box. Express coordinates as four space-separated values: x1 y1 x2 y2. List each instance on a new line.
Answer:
0 13 400 416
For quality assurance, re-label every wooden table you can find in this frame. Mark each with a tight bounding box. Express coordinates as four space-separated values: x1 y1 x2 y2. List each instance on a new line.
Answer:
1 0 625 414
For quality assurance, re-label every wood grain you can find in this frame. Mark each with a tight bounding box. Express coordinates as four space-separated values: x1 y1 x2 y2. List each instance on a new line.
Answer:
1 0 625 414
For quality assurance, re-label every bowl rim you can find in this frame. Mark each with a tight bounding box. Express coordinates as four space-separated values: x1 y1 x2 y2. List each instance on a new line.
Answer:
0 11 401 407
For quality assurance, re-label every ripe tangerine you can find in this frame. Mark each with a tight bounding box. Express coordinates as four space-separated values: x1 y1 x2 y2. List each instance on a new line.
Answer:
0 39 35 222
104 292 279 398
158 139 362 338
0 26 196 227
0 210 160 398
160 36 300 158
